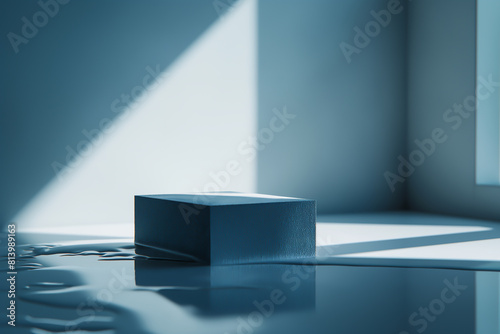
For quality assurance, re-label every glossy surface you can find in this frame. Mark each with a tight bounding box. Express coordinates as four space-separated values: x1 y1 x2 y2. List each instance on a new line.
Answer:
3 212 500 333
1 229 499 334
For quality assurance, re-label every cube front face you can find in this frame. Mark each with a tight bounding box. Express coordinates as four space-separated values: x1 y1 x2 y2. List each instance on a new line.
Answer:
210 201 316 265
134 193 316 264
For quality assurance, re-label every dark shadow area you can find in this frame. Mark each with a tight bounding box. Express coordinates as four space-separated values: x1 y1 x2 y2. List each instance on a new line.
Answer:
257 0 407 214
0 0 236 230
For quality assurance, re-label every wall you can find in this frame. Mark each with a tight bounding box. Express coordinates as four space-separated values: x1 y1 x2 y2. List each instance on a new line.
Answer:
8 0 497 225
407 0 500 221
257 0 408 213
0 0 257 228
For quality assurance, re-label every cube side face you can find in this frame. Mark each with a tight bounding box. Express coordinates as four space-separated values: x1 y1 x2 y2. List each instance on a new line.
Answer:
135 196 211 262
210 200 316 265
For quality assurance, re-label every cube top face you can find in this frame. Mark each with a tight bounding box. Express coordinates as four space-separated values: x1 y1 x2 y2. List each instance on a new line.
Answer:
135 192 316 265
138 192 309 206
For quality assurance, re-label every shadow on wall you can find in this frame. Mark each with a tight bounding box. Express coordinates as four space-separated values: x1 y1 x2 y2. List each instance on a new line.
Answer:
0 0 237 229
257 0 408 213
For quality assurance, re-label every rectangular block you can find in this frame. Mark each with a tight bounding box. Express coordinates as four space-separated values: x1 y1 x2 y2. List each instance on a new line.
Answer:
135 192 316 264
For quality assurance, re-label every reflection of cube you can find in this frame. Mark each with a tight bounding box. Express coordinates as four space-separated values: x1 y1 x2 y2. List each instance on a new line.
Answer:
134 260 316 315
135 192 316 265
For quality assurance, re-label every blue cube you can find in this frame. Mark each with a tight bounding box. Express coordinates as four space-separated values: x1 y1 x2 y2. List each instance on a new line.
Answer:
134 192 316 265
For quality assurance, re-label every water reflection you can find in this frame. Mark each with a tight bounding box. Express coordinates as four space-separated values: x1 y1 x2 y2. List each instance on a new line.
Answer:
0 233 498 334
135 260 315 316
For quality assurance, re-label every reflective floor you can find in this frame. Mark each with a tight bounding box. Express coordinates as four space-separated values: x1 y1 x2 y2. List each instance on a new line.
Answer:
1 212 500 334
